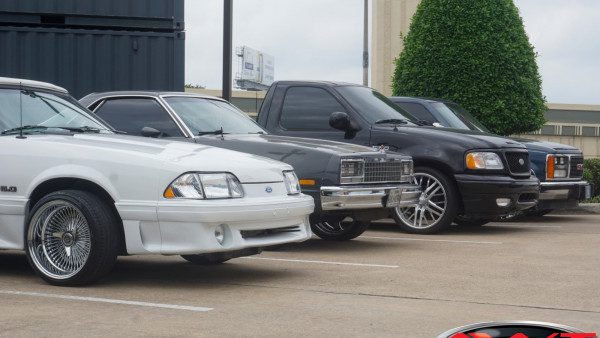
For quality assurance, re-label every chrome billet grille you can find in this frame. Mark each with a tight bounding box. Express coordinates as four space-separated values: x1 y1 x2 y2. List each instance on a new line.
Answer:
504 152 530 175
570 156 584 178
364 160 404 183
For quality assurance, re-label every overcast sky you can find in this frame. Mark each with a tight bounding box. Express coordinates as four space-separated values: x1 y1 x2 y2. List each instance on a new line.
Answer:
185 0 600 104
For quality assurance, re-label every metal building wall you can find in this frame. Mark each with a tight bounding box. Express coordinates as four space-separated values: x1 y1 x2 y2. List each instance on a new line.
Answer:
0 0 184 98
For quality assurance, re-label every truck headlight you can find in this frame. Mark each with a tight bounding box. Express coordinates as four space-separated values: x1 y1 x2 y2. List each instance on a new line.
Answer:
466 152 504 170
340 158 365 183
546 155 568 179
283 170 301 195
164 173 244 199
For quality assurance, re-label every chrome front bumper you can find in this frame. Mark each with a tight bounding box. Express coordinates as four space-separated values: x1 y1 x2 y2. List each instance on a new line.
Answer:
539 181 591 200
320 184 421 211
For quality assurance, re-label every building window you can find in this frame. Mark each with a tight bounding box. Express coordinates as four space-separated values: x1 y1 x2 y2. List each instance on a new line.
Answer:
561 126 576 136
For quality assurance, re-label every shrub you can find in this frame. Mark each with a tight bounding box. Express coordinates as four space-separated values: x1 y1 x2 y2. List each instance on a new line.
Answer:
583 158 600 196
392 0 546 136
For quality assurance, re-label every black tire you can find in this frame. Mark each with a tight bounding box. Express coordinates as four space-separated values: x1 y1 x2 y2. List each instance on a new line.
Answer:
25 190 120 286
310 216 370 241
393 166 459 234
454 216 490 227
181 253 231 265
526 208 553 217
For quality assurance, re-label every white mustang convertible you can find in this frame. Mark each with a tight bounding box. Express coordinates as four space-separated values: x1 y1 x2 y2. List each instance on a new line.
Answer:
0 78 314 285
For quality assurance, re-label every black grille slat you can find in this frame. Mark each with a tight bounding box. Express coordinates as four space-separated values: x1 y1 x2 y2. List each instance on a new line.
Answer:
364 161 403 183
570 156 584 178
241 226 301 239
504 152 530 175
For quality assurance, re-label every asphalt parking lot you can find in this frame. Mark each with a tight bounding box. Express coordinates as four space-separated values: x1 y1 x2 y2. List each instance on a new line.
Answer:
1 214 599 337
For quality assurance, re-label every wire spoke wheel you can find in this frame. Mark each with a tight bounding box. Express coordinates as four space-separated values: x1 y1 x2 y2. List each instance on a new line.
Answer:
27 200 92 280
312 217 351 235
396 173 447 229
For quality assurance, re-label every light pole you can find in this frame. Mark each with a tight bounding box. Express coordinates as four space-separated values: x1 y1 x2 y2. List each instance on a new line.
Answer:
363 0 369 86
222 0 233 101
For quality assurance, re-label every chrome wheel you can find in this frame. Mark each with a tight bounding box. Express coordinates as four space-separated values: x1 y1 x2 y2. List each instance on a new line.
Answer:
27 200 91 280
312 217 351 235
395 173 447 229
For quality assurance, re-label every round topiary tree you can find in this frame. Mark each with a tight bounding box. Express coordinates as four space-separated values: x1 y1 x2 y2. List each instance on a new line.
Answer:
392 0 546 136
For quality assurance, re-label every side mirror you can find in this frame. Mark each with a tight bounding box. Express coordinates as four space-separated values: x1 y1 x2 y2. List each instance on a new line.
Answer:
141 126 162 138
329 112 352 131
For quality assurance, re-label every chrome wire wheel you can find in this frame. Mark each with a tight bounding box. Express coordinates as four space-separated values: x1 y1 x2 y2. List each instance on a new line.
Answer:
312 217 351 235
396 173 447 229
27 200 92 280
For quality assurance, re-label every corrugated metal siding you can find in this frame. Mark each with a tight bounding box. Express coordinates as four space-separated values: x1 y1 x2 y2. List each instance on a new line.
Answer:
0 26 184 98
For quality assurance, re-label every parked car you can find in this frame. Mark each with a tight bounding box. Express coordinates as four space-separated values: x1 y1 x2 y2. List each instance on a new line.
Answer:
256 81 540 234
0 77 314 286
79 91 420 241
390 96 591 216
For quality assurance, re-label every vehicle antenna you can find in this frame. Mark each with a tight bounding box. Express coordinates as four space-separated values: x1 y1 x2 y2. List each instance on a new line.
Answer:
220 126 224 140
17 82 26 139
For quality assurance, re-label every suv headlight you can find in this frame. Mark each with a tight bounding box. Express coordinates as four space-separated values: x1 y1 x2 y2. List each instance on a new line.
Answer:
340 158 365 184
547 155 568 179
164 173 244 199
283 170 301 195
466 152 504 170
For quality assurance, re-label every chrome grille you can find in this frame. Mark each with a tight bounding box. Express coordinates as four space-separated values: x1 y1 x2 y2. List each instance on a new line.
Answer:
364 160 404 183
570 156 584 178
504 152 530 175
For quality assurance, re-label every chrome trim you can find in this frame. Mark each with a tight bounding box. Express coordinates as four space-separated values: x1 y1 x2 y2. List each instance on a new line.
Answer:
437 320 585 338
320 184 421 211
540 180 589 187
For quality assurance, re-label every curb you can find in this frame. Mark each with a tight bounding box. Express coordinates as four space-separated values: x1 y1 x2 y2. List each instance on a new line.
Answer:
552 203 600 215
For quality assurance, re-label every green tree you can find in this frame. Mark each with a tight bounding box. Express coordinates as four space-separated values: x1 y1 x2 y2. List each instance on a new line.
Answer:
392 0 546 135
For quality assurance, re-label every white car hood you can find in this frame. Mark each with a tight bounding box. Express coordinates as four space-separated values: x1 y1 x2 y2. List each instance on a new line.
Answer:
33 134 291 183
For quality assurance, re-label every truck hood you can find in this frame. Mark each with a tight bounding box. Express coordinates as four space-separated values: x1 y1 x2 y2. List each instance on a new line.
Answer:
510 137 581 153
372 125 525 150
30 134 291 183
196 133 387 156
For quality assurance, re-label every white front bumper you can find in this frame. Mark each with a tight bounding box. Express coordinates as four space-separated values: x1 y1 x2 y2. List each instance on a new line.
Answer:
116 194 314 255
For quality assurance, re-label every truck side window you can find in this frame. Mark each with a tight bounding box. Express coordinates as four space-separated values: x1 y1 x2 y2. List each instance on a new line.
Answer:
280 87 345 131
94 98 184 137
396 102 436 124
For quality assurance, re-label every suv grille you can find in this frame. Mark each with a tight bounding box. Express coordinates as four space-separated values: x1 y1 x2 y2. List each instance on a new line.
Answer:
504 152 530 175
364 161 404 183
570 156 584 178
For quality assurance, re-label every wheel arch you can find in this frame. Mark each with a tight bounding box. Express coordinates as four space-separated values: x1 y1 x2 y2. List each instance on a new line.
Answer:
412 158 465 214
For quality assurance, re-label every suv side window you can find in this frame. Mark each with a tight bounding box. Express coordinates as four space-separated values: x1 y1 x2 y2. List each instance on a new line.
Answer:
280 87 345 131
397 102 436 123
94 98 184 137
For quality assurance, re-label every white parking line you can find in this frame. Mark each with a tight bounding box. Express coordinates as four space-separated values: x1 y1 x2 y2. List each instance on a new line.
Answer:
0 290 213 312
488 224 563 228
241 256 399 268
361 236 503 245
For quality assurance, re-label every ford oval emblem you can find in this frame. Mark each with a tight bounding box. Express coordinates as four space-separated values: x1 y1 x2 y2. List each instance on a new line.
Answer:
518 158 525 165
265 186 273 193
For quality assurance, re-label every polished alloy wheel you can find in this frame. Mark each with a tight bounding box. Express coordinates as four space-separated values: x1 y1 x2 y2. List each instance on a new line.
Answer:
27 200 92 280
396 173 447 229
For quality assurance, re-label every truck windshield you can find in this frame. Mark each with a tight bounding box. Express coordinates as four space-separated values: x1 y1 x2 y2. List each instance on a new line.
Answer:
0 89 109 134
336 86 417 125
164 97 266 135
442 102 490 133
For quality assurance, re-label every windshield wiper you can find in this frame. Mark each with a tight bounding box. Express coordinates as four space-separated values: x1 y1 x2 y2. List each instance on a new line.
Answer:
1 125 49 135
374 118 408 125
56 126 101 133
197 128 229 136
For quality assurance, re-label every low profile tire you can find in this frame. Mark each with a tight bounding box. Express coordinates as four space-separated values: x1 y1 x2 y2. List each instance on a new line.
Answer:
181 253 231 265
310 216 370 241
454 216 490 227
25 190 120 286
393 167 459 234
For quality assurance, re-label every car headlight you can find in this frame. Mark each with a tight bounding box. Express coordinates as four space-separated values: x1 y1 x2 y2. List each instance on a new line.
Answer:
402 160 413 176
340 158 365 184
164 172 244 199
546 155 568 179
466 152 504 170
283 170 301 195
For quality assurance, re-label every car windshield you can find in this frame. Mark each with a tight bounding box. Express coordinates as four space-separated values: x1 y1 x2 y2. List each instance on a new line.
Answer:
336 85 417 125
0 88 109 134
163 96 266 135
442 102 490 132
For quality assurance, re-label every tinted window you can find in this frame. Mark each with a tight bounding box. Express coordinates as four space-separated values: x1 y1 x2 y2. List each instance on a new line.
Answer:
336 86 416 124
396 102 436 123
164 97 265 135
0 89 108 133
280 87 345 130
94 98 183 137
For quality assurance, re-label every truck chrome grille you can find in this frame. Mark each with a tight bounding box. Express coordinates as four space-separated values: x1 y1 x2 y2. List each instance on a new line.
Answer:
504 152 530 175
569 156 584 178
364 160 404 183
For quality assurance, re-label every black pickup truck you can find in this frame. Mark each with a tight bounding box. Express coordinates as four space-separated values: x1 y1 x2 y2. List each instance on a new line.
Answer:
257 81 540 234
